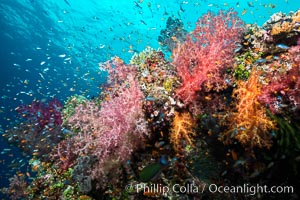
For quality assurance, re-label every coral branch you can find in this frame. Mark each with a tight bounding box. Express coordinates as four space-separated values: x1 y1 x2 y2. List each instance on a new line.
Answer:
173 9 245 104
221 69 276 149
170 111 196 152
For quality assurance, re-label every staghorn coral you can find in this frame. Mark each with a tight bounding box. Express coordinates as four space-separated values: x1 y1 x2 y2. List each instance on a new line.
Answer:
170 111 196 152
172 9 245 105
221 69 276 149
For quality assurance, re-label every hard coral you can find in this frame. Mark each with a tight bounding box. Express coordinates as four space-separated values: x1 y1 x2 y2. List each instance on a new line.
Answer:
172 9 244 105
271 21 293 36
222 69 276 149
170 111 196 152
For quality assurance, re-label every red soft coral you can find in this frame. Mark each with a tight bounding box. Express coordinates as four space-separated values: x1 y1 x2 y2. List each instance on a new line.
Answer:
259 41 300 114
172 9 245 105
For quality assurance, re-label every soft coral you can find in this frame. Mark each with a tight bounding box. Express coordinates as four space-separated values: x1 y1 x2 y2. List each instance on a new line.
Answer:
172 9 244 105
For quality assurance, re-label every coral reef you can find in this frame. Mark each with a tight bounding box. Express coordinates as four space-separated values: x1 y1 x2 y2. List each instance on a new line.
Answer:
2 8 300 200
264 11 300 36
130 47 180 133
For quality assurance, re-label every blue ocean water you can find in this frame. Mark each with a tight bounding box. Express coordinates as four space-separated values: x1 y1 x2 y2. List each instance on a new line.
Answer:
0 0 299 199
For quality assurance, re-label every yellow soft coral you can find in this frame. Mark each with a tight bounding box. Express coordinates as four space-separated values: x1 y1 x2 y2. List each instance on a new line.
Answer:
170 112 196 152
222 69 276 149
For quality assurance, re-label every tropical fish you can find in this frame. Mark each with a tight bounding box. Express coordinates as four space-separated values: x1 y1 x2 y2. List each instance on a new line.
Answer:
64 0 71 6
140 20 147 25
255 58 267 63
179 4 185 12
276 43 289 49
247 1 255 7
139 155 169 182
145 96 156 101
242 9 247 15
59 54 66 58
134 1 142 9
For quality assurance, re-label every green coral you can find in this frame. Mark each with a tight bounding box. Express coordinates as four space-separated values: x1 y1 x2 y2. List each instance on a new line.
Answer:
163 78 176 94
63 185 75 198
269 113 300 152
234 63 250 80
267 110 300 174
130 46 157 65
234 50 263 80
62 95 88 124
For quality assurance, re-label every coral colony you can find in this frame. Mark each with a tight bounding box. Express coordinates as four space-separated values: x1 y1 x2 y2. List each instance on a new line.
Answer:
1 9 300 199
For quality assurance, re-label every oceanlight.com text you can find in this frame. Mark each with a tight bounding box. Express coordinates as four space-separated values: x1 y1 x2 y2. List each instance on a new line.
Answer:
208 183 294 196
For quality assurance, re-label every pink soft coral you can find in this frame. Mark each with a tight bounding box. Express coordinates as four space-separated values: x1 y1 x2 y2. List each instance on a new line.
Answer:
172 9 245 105
67 60 148 188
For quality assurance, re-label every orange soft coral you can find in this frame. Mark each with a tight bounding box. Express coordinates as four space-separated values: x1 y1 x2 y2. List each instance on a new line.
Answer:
170 112 196 152
222 69 276 149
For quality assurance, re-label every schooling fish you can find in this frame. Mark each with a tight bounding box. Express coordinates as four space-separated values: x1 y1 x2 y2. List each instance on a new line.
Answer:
139 155 169 182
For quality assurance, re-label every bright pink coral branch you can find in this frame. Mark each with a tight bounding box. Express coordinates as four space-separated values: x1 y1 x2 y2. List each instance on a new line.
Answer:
173 9 245 104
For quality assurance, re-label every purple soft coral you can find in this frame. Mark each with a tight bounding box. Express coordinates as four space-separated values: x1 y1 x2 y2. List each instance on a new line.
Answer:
17 98 63 129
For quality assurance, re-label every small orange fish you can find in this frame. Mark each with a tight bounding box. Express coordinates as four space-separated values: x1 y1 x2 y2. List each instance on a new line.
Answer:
32 165 39 171
17 172 24 177
242 9 247 15
205 96 212 101
265 55 273 60
171 36 177 41
231 150 238 161
20 139 27 144
60 157 67 162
